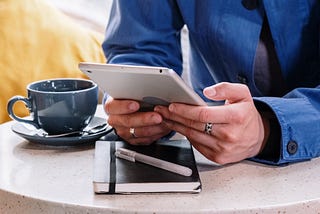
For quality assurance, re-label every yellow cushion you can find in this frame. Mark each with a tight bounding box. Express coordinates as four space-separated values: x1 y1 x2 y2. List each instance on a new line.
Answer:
0 0 106 123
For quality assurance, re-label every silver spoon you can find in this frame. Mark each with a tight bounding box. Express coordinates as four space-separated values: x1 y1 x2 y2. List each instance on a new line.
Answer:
18 121 108 138
45 123 108 138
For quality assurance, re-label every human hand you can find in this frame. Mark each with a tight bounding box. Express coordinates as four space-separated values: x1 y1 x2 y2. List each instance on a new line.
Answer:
104 97 171 145
154 82 269 164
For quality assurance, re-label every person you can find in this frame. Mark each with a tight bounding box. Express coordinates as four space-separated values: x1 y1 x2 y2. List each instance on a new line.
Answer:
102 0 320 165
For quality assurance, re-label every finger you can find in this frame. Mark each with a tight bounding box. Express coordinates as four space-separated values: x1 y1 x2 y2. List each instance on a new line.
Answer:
203 82 252 103
162 119 214 143
116 124 170 145
193 142 239 165
162 119 224 158
190 143 222 165
108 111 162 128
128 133 165 145
187 131 244 165
161 111 239 144
155 105 205 132
160 105 245 143
105 97 140 115
156 105 240 135
161 119 241 164
169 102 248 124
203 123 238 142
126 124 171 139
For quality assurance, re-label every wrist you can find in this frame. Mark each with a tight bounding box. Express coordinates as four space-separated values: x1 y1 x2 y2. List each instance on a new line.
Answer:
259 113 271 153
256 111 281 162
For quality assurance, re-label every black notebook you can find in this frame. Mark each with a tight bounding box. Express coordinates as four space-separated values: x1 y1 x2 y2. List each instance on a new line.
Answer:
93 139 201 194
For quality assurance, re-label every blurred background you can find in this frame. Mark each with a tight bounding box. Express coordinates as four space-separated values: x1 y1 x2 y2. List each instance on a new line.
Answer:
0 0 190 124
47 0 112 33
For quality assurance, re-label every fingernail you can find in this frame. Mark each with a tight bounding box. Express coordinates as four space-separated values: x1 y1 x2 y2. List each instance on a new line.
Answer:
151 114 162 123
168 104 175 112
154 106 161 112
204 87 216 97
128 102 138 111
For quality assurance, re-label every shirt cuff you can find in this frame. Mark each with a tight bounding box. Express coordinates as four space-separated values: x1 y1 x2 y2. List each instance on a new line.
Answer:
249 101 282 165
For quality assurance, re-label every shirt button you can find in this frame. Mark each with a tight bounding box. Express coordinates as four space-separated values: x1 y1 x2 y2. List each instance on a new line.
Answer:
287 141 298 155
237 75 248 85
241 0 259 10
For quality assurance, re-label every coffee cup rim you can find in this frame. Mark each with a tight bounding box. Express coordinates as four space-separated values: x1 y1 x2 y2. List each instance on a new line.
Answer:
26 78 97 94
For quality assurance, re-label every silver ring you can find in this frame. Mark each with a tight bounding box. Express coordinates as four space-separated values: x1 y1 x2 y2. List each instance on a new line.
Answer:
204 123 213 135
129 128 137 138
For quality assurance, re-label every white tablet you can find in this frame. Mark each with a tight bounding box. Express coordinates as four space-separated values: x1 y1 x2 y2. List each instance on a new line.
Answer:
79 62 206 110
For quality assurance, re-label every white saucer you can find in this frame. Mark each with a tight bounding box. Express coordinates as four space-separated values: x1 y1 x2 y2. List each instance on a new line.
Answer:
11 117 113 146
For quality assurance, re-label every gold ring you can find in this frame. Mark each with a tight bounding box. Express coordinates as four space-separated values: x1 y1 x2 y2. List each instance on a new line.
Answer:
129 127 137 138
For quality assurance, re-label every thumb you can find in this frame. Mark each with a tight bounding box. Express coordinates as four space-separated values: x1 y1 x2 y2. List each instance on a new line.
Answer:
203 82 252 104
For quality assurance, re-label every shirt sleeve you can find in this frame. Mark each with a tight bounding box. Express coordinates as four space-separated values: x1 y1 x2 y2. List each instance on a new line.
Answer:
252 86 320 165
102 0 185 75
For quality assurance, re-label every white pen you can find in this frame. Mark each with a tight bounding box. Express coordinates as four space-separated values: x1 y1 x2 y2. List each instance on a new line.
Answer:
115 148 193 177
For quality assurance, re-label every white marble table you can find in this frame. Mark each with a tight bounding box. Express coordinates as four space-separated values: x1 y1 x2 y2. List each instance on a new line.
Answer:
1 107 320 213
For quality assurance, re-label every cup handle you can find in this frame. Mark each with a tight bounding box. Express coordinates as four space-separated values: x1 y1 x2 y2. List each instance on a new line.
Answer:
7 96 39 127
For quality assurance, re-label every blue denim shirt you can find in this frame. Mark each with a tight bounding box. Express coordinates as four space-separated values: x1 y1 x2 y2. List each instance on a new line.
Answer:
102 0 320 165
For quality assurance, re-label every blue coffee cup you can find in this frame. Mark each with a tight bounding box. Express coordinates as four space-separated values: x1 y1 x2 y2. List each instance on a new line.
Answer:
7 78 98 135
